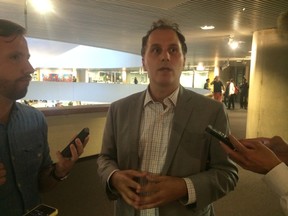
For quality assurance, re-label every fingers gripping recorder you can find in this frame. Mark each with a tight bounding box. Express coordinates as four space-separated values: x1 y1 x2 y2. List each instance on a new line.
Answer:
205 125 235 150
61 128 90 158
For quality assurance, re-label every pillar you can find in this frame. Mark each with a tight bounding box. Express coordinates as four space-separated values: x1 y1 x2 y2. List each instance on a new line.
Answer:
246 28 288 140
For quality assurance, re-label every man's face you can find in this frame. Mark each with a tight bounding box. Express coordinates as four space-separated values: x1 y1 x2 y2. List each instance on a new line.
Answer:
142 29 185 89
0 35 34 101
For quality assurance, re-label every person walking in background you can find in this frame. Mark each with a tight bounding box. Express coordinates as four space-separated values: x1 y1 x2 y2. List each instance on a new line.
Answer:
203 78 210 90
0 19 89 215
227 79 235 110
220 135 288 216
97 19 238 216
239 78 249 109
210 76 224 102
134 77 138 84
72 76 77 82
223 80 230 107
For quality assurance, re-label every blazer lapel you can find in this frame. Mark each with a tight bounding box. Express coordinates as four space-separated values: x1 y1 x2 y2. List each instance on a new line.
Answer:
162 87 195 174
126 91 146 169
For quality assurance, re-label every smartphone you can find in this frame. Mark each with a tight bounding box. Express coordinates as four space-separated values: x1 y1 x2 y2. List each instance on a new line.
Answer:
23 204 58 216
205 125 235 150
61 127 90 158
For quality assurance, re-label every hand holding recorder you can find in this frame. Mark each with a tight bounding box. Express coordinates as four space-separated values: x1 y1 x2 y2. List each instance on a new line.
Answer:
205 125 235 150
51 128 90 181
61 127 90 158
220 134 282 174
206 125 284 174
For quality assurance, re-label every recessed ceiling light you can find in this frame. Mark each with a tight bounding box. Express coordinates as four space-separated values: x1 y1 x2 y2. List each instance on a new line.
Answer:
30 0 54 14
200 25 215 30
229 41 239 49
196 62 205 70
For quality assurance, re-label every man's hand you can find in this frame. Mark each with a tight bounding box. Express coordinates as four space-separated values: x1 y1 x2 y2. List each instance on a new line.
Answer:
134 174 187 210
39 135 89 192
220 135 281 174
110 170 146 207
243 136 288 165
54 135 89 178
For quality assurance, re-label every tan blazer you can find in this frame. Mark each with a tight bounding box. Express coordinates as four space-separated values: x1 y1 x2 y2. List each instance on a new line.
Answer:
97 85 238 216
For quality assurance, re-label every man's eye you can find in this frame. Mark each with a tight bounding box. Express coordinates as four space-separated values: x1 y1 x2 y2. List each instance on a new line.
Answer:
169 47 178 53
151 47 160 54
10 55 20 60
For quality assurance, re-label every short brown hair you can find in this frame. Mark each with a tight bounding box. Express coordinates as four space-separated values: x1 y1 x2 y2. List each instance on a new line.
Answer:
0 19 26 40
141 19 187 56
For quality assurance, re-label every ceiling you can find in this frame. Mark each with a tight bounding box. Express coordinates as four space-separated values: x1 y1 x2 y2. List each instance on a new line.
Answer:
0 0 287 68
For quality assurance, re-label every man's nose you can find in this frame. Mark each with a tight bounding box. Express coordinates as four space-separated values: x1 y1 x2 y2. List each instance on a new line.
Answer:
25 60 35 75
161 50 170 62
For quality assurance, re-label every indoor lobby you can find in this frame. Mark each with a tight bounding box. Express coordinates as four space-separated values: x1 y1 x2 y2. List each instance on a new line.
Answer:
0 0 288 216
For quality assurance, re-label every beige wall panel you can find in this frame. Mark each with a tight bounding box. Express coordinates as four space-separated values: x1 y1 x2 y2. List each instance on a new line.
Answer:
46 112 107 162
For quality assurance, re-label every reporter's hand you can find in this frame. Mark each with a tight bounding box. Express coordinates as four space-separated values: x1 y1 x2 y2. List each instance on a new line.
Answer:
0 163 6 185
220 135 281 174
241 136 288 165
268 136 288 165
54 135 89 177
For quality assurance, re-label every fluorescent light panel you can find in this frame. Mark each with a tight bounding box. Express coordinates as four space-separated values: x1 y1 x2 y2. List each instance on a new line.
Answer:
200 25 215 30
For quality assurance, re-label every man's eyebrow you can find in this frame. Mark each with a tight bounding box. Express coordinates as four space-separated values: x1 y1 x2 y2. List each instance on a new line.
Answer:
169 44 180 47
149 43 179 47
149 43 160 47
9 50 30 58
9 50 22 56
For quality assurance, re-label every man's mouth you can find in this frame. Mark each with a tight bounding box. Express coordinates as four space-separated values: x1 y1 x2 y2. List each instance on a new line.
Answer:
18 76 32 83
158 67 172 72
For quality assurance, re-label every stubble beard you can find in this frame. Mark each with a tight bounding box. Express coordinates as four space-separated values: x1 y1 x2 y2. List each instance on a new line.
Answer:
0 80 29 101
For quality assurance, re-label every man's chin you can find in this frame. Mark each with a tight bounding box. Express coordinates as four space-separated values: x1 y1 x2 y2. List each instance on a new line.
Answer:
12 89 28 101
156 81 177 89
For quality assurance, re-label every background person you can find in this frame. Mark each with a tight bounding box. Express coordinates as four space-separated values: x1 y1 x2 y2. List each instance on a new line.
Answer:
210 76 224 102
220 135 288 216
203 78 210 90
0 19 88 215
223 80 230 107
227 79 235 110
97 19 238 216
239 78 249 109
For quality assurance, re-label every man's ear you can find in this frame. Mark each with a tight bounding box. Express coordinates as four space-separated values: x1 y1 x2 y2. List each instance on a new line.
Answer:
142 58 146 71
183 57 186 68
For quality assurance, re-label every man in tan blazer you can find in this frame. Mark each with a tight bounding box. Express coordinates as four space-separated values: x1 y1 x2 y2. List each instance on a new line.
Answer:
97 19 238 216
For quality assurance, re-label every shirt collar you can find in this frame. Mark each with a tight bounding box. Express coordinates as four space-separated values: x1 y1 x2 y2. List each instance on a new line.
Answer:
0 102 18 126
143 86 179 107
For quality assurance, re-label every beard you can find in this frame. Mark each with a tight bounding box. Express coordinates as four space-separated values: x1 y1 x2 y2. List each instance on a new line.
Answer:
0 79 29 101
